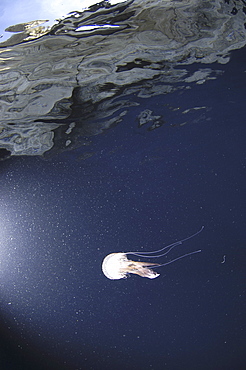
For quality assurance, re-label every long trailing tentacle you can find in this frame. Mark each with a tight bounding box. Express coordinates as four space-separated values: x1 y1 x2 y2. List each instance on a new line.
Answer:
125 226 204 258
127 243 181 258
151 249 202 268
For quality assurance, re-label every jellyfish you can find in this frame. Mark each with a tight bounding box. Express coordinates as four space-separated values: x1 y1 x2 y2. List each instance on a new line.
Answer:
102 226 204 280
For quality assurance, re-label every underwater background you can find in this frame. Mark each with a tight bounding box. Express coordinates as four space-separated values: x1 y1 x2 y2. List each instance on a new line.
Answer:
0 1 245 369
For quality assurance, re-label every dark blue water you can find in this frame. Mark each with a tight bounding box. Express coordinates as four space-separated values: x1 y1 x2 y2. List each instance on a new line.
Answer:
0 47 245 370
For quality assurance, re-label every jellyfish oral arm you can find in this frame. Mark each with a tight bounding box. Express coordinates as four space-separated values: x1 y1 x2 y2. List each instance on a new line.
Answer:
121 262 160 279
126 261 161 278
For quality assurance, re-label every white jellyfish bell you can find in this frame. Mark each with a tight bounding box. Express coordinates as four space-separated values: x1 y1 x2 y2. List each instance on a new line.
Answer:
102 226 204 280
102 252 161 280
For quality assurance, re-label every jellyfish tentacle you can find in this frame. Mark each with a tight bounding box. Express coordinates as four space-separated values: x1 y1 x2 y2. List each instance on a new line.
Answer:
128 242 181 258
151 249 202 269
126 226 204 257
126 241 182 257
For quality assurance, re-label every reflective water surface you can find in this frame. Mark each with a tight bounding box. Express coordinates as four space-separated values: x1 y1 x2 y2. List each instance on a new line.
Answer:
1 0 246 157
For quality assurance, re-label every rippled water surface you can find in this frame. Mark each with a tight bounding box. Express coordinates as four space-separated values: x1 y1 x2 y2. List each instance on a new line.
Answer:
1 0 246 157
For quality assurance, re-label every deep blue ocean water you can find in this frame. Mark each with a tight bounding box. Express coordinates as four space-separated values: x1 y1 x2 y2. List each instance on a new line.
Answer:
0 29 245 370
